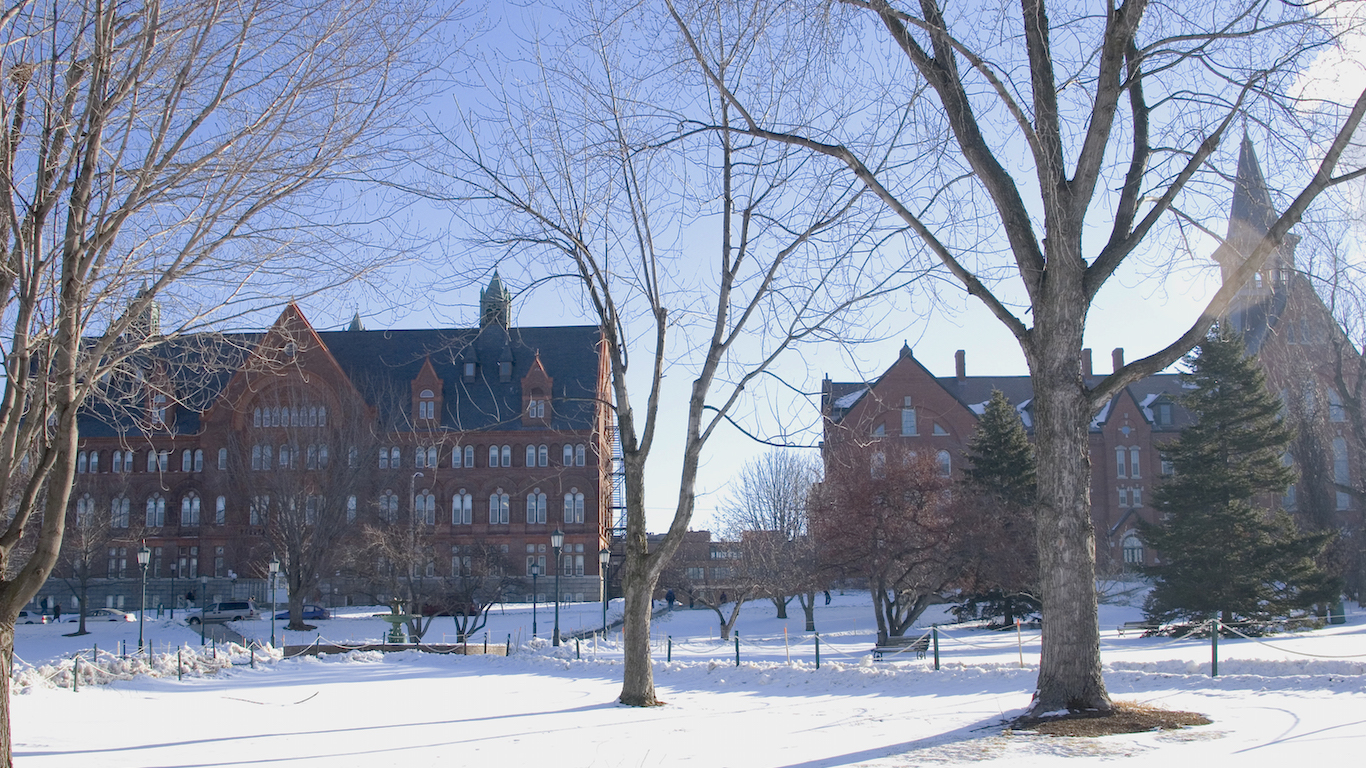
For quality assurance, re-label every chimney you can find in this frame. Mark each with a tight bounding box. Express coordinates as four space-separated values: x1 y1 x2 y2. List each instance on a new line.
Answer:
955 350 966 383
1112 347 1125 373
1081 348 1093 378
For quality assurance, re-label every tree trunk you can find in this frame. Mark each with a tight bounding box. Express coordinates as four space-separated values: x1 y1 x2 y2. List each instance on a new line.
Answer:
0 625 12 767
771 595 789 619
799 591 816 632
618 562 660 706
285 588 309 632
1026 285 1111 715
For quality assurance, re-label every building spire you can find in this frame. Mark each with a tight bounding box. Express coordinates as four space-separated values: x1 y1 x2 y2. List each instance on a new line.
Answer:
1227 132 1276 243
479 271 512 330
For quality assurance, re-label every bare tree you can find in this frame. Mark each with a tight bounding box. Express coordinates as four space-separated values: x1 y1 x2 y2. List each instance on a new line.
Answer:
53 492 115 635
811 445 962 642
665 0 1366 714
0 1 451 758
437 8 912 706
718 450 825 628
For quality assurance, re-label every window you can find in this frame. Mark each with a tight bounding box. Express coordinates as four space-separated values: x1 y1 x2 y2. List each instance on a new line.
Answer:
870 451 886 479
1334 437 1351 510
489 445 499 468
218 447 228 470
253 407 262 428
215 547 225 578
305 495 321 525
574 554 585 576
501 444 512 467
901 408 917 436
464 445 474 468
188 546 198 578
528 399 546 418
181 493 200 526
146 451 157 473
1118 487 1129 508
526 445 536 467
1330 389 1347 422
1131 486 1142 507
498 361 511 381
1160 458 1174 476
77 452 88 474
279 444 292 469
526 489 547 524
415 490 436 525
538 444 548 467
425 446 436 468
1115 447 1127 478
390 447 400 468
111 496 130 528
452 491 472 525
112 450 123 473
250 495 270 526
379 448 390 469
563 444 573 465
318 444 329 468
215 496 226 525
686 567 704 580
416 446 427 468
873 424 885 437
418 389 435 420
1122 533 1144 565
489 490 509 524
936 450 951 478
933 423 948 436
454 547 472 576
1129 447 1140 479
526 554 546 576
575 444 585 466
74 494 94 526
145 494 166 527
346 495 357 523
109 547 127 578
463 362 476 379
151 394 167 426
1156 402 1172 426
182 449 193 472
252 445 262 471
564 489 585 524
380 490 399 523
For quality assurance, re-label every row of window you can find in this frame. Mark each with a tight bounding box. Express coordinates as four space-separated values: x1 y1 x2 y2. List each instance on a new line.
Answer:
251 405 328 428
870 450 952 478
105 544 232 579
1114 447 1141 479
386 443 588 470
1117 486 1143 508
246 487 590 527
77 448 227 474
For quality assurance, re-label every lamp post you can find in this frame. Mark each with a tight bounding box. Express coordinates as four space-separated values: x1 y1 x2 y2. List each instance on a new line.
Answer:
199 575 208 646
136 544 151 653
551 529 564 647
269 556 280 648
169 561 177 620
599 547 611 637
530 562 540 638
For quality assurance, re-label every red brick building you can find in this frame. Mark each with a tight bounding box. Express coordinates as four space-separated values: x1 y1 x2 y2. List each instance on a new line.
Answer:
43 275 615 613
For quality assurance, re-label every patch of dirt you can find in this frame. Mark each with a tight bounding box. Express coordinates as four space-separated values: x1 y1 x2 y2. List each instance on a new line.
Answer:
1010 701 1212 738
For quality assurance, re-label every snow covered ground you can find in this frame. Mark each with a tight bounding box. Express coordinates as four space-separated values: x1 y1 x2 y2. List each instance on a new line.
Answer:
10 592 1366 767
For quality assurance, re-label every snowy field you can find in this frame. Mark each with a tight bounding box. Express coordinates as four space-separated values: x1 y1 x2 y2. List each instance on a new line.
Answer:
10 592 1366 767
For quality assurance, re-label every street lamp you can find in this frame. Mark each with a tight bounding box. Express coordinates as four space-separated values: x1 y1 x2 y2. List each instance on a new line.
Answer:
530 561 540 638
199 575 208 646
269 556 280 648
551 528 564 647
168 561 177 620
136 543 151 653
599 547 611 637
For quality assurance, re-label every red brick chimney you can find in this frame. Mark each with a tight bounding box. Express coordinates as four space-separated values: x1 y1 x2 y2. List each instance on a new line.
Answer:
1112 347 1125 373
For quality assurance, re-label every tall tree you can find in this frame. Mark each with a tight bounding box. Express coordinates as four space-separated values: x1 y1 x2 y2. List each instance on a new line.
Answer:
665 0 1366 713
958 390 1038 626
0 2 450 758
1141 329 1338 627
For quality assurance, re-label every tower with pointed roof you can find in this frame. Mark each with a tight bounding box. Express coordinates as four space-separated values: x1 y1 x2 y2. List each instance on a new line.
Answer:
480 272 512 331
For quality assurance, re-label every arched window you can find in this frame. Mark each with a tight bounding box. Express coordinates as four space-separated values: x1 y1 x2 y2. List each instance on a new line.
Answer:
181 493 201 526
215 496 226 525
936 450 951 478
379 448 389 469
112 450 123 473
489 490 509 525
452 491 472 525
1122 533 1144 565
464 445 474 468
307 445 319 469
346 495 357 523
76 452 88 474
88 451 98 473
253 407 262 427
146 451 157 473
538 444 548 467
319 445 329 468
218 447 227 470
488 445 499 468
75 494 94 525
574 444 586 466
182 449 193 472
526 489 547 524
416 490 436 525
501 445 512 467
563 444 573 465
380 490 399 523
145 495 166 527
1115 447 1127 478
564 489 585 524
279 444 292 469
526 445 537 467
111 496 130 528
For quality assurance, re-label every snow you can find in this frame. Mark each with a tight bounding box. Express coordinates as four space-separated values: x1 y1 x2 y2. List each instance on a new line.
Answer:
833 388 868 409
10 593 1366 766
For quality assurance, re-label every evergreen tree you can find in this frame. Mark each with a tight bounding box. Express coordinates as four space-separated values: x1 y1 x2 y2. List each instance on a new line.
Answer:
957 390 1039 625
1141 329 1338 629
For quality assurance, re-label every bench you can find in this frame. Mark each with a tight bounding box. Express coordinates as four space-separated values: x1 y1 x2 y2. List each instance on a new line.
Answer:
872 631 931 661
1117 620 1158 636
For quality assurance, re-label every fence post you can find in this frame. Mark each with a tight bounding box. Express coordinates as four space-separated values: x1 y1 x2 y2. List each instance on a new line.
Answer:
178 648 183 681
72 654 79 692
667 636 672 663
575 637 580 660
1211 617 1219 678
508 634 512 656
484 633 488 654
734 633 740 667
815 634 820 670
251 644 256 669
932 626 940 671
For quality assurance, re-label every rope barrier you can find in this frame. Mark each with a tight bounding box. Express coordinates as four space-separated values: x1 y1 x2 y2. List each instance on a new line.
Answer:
1219 622 1366 660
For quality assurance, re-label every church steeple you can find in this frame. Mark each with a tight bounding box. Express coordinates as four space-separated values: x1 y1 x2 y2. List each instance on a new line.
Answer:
479 272 511 330
1218 133 1297 288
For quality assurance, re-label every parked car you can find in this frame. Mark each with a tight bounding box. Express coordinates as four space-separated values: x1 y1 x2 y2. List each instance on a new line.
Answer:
17 611 46 624
272 605 329 621
187 600 259 625
66 608 135 622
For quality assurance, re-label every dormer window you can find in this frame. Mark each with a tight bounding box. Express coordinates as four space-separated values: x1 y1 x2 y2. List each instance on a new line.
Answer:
463 362 476 379
418 389 435 420
151 394 167 426
1155 402 1173 426
499 361 512 382
527 399 545 419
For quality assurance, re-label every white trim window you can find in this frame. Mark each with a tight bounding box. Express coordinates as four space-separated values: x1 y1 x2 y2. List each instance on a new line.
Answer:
145 494 166 527
564 489 585 524
489 490 510 525
181 493 201 526
452 491 472 525
526 489 547 524
416 490 436 525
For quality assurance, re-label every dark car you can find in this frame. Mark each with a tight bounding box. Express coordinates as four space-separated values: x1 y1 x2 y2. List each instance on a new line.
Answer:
273 604 329 621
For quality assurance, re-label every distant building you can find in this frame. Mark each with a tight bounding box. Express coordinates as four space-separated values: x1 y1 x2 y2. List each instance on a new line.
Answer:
43 275 615 613
820 137 1362 578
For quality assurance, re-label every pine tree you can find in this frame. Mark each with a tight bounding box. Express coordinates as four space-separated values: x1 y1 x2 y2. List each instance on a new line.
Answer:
1141 329 1338 629
957 390 1039 625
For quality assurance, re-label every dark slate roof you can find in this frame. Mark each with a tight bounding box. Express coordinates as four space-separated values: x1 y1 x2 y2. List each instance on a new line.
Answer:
317 324 602 433
1229 135 1277 242
77 323 602 439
